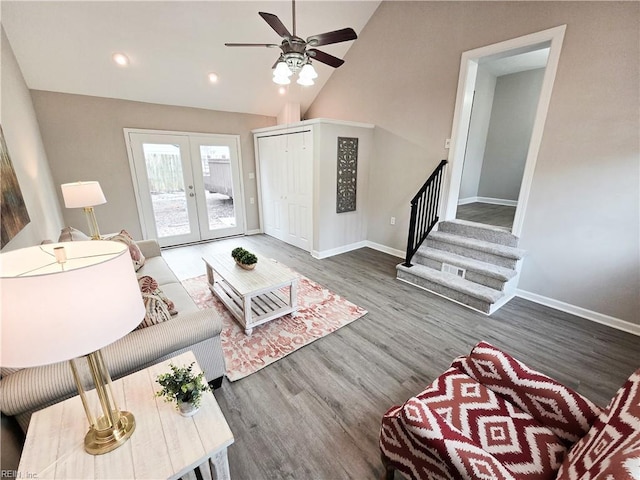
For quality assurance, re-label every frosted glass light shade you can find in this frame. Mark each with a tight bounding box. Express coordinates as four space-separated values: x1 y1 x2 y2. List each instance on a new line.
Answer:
296 76 315 86
273 61 292 78
298 63 318 80
0 241 145 368
61 181 106 208
273 75 291 85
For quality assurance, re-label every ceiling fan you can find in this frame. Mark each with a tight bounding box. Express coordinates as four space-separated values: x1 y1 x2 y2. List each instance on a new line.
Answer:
225 0 357 85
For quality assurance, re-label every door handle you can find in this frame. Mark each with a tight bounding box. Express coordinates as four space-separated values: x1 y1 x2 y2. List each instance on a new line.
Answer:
190 193 195 197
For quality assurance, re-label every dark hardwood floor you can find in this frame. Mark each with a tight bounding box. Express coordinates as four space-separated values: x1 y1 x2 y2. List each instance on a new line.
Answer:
162 234 639 480
456 202 516 229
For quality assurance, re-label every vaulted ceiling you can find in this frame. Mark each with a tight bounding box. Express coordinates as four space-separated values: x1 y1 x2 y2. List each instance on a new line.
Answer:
2 1 381 117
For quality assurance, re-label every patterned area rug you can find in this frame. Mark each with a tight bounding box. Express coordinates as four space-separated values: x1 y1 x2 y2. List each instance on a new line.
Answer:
182 272 367 381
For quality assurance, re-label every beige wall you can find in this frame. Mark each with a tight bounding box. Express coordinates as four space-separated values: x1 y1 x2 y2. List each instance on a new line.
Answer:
1 28 63 251
305 1 640 324
31 91 275 239
478 68 545 201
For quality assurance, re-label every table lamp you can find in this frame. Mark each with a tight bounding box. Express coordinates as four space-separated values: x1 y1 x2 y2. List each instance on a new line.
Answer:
0 241 145 455
61 181 107 239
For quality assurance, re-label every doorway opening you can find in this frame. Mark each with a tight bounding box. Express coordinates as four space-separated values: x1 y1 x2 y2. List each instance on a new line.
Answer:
442 25 566 236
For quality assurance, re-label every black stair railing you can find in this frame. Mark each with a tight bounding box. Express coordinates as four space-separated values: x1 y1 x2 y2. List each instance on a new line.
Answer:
403 159 448 267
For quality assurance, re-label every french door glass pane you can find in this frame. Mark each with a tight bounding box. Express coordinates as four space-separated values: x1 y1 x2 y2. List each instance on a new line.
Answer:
142 143 191 238
200 145 236 230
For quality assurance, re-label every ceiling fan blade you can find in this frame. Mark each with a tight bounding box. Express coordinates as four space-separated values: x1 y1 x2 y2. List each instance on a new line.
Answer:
259 12 292 38
307 49 345 68
306 28 357 47
225 43 280 48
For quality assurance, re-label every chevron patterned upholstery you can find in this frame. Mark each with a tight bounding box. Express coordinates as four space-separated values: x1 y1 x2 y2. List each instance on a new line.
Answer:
380 342 640 480
556 370 640 479
450 342 603 444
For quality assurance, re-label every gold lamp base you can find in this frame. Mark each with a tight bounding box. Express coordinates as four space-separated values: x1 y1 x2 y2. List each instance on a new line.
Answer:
70 351 136 456
84 411 136 455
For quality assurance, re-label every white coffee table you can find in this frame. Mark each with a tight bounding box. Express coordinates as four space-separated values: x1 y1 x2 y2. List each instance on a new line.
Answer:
203 252 298 335
17 351 234 480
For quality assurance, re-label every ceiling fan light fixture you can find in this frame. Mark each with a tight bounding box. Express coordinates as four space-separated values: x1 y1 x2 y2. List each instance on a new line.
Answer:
273 75 291 85
273 61 293 78
296 76 314 86
298 63 318 80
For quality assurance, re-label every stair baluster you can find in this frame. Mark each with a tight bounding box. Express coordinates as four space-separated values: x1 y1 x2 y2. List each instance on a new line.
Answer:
403 159 447 267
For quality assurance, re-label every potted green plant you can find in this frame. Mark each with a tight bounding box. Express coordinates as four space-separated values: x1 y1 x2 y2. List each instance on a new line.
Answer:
231 247 258 270
155 362 210 417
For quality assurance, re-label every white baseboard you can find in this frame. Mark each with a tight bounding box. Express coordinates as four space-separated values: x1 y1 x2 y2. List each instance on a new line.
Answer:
516 289 640 337
364 241 405 259
311 241 368 259
311 240 405 260
458 196 518 207
246 229 262 235
457 197 477 206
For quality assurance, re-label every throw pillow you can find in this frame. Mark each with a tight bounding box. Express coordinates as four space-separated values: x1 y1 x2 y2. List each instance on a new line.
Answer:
138 275 177 315
556 369 640 480
136 292 172 330
106 230 145 271
58 227 91 242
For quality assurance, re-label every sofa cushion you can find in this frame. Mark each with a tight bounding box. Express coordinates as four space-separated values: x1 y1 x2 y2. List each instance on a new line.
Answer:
416 367 567 479
556 369 640 480
451 342 603 444
160 282 199 315
136 256 179 286
106 230 145 271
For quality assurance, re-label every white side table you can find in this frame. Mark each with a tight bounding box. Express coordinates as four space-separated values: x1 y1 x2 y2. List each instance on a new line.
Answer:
17 351 234 479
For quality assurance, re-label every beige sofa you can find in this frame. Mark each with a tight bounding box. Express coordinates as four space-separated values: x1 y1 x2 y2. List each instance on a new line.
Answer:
0 239 225 467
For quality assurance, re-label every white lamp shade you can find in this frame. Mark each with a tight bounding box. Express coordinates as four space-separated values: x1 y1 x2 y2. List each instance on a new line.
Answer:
61 181 106 208
0 241 145 368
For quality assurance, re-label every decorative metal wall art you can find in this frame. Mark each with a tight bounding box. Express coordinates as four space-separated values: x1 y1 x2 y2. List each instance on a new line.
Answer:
1 125 31 248
336 137 358 213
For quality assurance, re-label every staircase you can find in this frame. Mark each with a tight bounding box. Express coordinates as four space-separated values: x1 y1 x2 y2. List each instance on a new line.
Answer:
397 219 525 314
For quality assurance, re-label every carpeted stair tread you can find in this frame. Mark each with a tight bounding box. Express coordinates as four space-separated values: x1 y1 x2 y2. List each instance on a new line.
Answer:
438 220 519 247
428 231 525 259
414 247 517 281
397 263 504 304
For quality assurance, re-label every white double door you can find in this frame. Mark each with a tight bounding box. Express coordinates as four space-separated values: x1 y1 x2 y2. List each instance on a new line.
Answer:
126 130 245 247
257 131 312 252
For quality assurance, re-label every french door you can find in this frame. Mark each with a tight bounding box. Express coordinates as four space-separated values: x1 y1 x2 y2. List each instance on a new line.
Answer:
125 130 245 247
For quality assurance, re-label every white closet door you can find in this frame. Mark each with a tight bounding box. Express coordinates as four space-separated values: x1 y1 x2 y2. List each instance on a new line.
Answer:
283 131 312 251
258 131 312 252
258 135 286 240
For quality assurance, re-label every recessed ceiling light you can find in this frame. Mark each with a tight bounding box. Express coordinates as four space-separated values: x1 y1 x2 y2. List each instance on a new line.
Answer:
208 73 219 83
112 53 129 66
278 87 286 95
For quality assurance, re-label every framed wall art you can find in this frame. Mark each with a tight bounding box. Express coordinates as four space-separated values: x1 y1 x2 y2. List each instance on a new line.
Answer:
1 125 30 248
336 137 358 213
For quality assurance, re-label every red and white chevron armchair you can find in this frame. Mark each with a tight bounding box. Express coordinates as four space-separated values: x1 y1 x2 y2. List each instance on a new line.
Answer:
380 341 640 480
